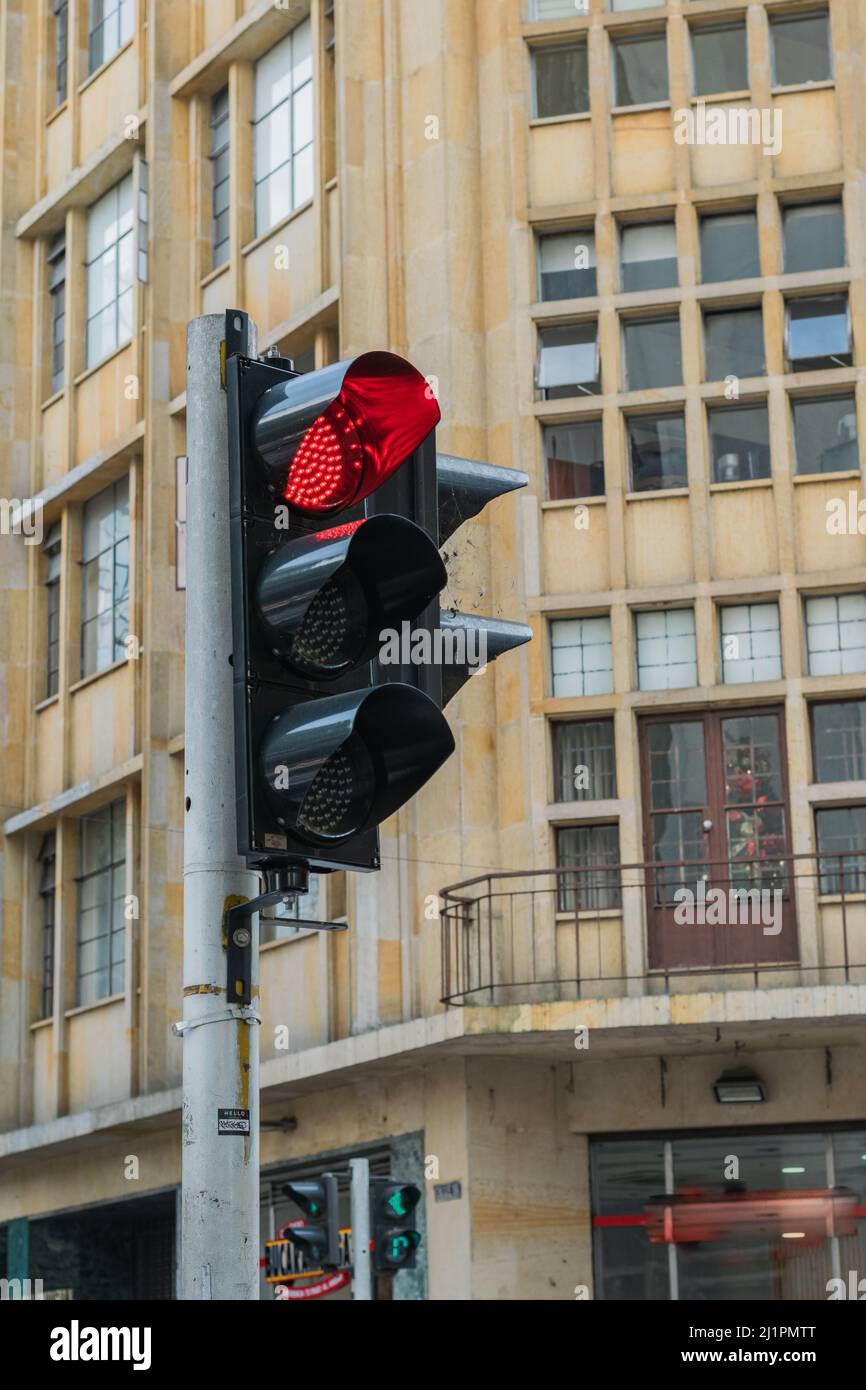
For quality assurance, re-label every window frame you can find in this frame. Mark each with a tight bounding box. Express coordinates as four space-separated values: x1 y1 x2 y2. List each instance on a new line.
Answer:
80 476 130 679
804 592 866 678
253 19 315 238
47 231 66 394
38 831 57 1020
627 409 688 493
75 798 127 1006
811 700 866 785
770 7 833 90
53 0 69 107
690 19 749 99
791 392 858 476
85 174 134 369
634 607 698 692
43 522 62 699
550 614 615 699
707 400 772 484
531 40 590 121
718 601 783 686
552 718 617 804
782 199 846 275
554 822 622 914
611 29 670 110
210 86 230 270
784 293 852 373
87 0 134 77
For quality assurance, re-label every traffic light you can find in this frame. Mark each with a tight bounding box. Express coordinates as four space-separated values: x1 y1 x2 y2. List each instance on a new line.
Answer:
226 321 532 876
282 1174 341 1269
227 342 455 873
371 1179 422 1272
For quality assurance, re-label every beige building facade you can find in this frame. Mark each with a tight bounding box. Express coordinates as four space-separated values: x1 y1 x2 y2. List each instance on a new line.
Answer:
0 0 865 1299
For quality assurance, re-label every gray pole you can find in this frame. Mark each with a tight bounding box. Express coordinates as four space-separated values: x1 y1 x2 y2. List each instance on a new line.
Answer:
350 1157 372 1300
180 312 261 1300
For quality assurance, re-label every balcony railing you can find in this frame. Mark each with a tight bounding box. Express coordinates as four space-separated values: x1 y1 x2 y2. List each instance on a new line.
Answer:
439 851 866 1007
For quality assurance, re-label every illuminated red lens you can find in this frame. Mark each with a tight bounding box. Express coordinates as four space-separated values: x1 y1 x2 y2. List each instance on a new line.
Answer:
285 353 440 515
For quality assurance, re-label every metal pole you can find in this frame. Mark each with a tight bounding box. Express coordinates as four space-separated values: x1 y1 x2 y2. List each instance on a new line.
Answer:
181 312 261 1300
350 1157 372 1300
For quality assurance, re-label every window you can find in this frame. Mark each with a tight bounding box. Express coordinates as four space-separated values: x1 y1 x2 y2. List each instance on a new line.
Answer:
54 0 68 106
38 833 56 1019
783 202 845 274
691 22 748 97
533 44 589 119
538 229 596 300
635 609 697 691
81 477 130 678
805 594 866 677
700 211 759 283
720 603 782 684
530 0 585 17
623 315 682 390
210 88 230 269
816 807 866 895
544 419 604 499
76 799 126 1005
260 876 321 944
786 295 851 372
44 523 61 699
612 32 668 107
48 232 66 393
771 10 832 88
254 20 313 236
88 0 134 75
610 0 658 9
704 307 765 381
86 175 134 367
553 719 616 802
620 222 677 292
628 412 687 491
555 825 621 912
708 402 771 483
537 322 600 398
813 701 866 783
793 394 857 474
551 616 613 697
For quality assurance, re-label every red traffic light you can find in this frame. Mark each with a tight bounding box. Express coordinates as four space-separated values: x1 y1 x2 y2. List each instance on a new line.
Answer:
252 351 440 516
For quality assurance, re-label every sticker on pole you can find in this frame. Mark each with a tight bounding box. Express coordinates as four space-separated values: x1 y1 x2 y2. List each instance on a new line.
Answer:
218 1107 251 1135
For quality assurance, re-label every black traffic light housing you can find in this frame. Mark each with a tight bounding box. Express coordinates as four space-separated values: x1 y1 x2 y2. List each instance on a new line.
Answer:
226 316 532 879
282 1174 341 1270
371 1179 422 1273
227 347 454 874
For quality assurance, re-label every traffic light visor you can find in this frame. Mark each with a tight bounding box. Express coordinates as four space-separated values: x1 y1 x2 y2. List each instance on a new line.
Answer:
252 351 440 515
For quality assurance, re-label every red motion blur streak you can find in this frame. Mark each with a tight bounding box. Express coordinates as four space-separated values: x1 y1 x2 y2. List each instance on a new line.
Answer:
284 353 440 515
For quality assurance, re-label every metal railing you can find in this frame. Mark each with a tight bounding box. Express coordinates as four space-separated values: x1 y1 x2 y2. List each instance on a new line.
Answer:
439 850 866 1006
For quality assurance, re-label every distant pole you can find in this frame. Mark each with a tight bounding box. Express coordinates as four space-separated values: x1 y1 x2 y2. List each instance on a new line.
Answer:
350 1158 373 1300
180 312 261 1299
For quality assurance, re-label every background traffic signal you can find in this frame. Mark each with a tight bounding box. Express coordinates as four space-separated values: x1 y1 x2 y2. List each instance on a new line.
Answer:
282 1174 341 1269
370 1179 422 1272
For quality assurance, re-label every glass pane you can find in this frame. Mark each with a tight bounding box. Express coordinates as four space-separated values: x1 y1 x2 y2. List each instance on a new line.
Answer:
650 810 706 900
709 404 771 483
772 13 832 87
629 413 687 492
647 720 707 810
591 1138 671 1301
538 323 599 395
555 825 620 911
700 213 760 283
553 719 616 801
813 701 866 783
256 164 291 236
784 203 845 273
817 807 866 892
692 23 748 97
81 810 112 873
720 603 782 684
787 295 850 368
544 420 604 499
624 318 682 391
256 105 290 183
83 485 115 561
87 244 117 318
292 82 313 154
86 303 117 366
539 231 597 300
726 804 787 891
621 223 678 292
793 396 858 475
704 308 765 380
534 45 588 119
723 715 783 804
613 35 668 107
255 31 293 120
293 143 314 207
291 16 312 89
